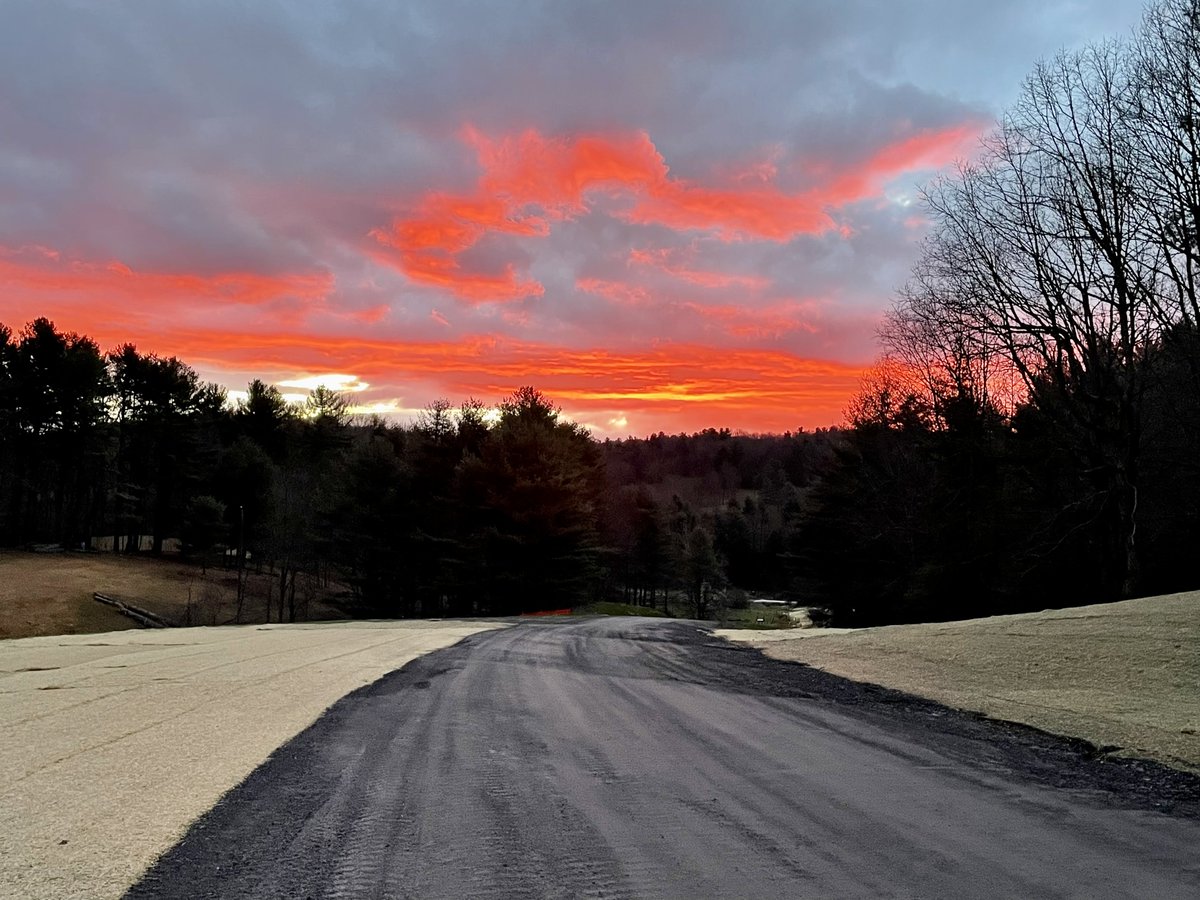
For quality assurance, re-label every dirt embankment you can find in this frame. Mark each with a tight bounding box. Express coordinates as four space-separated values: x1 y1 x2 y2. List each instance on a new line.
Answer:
717 591 1200 772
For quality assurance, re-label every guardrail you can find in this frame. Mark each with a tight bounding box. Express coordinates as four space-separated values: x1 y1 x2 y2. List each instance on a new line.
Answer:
93 593 174 628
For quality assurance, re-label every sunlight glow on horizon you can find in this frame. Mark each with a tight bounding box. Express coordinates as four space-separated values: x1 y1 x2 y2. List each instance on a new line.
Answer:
9 308 865 436
277 373 371 393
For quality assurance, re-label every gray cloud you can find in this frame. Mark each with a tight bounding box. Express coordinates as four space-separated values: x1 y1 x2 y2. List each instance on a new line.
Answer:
0 0 1144 368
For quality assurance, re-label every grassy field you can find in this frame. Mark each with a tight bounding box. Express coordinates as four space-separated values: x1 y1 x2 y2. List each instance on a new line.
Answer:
572 600 800 626
574 601 667 618
719 591 1200 772
716 606 797 629
0 550 344 640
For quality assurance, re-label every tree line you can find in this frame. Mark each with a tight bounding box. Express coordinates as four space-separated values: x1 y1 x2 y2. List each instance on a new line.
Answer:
0 321 587 617
801 0 1200 623
2 303 1197 625
0 317 840 620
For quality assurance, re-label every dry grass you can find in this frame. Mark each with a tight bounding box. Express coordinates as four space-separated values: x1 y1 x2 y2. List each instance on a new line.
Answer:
717 591 1200 772
0 550 344 640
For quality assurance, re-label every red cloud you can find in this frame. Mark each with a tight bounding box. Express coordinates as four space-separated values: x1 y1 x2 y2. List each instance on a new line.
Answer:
576 274 822 340
368 194 545 301
678 301 822 339
822 123 982 205
166 327 866 432
575 277 652 306
371 122 982 303
627 181 833 240
628 246 770 290
0 290 864 432
0 245 333 318
465 126 667 212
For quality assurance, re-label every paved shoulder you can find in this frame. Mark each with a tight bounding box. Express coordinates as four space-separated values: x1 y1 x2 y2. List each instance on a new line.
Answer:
0 620 504 900
128 618 1200 899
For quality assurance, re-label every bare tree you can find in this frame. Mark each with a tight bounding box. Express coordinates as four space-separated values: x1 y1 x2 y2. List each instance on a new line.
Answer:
891 43 1159 596
883 284 1017 425
843 357 932 431
1130 0 1200 332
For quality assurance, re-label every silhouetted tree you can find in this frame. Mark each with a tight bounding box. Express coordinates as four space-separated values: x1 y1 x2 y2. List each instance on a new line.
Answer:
182 495 227 572
453 387 605 614
0 319 110 545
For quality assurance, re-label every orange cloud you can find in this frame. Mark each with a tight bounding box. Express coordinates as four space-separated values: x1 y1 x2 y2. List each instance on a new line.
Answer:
369 194 545 301
0 303 861 432
575 277 652 306
2 235 868 430
823 123 982 205
627 181 833 240
628 246 770 290
576 273 822 340
465 126 667 212
233 331 855 431
371 123 981 303
677 301 822 339
0 245 334 319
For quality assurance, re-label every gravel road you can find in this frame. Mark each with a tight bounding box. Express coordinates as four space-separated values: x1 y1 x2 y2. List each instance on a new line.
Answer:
129 618 1200 899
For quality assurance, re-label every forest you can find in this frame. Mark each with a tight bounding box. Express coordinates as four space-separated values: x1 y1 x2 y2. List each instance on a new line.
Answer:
1 309 1197 626
0 319 839 622
5 0 1200 626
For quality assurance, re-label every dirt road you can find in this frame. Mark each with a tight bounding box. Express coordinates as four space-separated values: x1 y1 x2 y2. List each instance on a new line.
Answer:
129 618 1200 899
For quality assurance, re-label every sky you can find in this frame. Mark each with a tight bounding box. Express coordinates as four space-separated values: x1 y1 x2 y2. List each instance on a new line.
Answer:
0 0 1144 435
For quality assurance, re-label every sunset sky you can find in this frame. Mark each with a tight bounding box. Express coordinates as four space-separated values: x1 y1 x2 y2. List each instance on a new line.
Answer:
1 1 1141 435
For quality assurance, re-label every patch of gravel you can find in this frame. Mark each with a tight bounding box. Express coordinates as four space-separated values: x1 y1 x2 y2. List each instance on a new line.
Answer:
0 620 506 900
660 624 1200 821
716 591 1200 774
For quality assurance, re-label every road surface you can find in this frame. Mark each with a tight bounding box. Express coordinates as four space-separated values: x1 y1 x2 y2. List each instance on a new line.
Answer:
128 618 1200 899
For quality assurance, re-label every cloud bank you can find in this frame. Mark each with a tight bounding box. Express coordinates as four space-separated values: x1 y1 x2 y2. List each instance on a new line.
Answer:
0 0 1141 433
